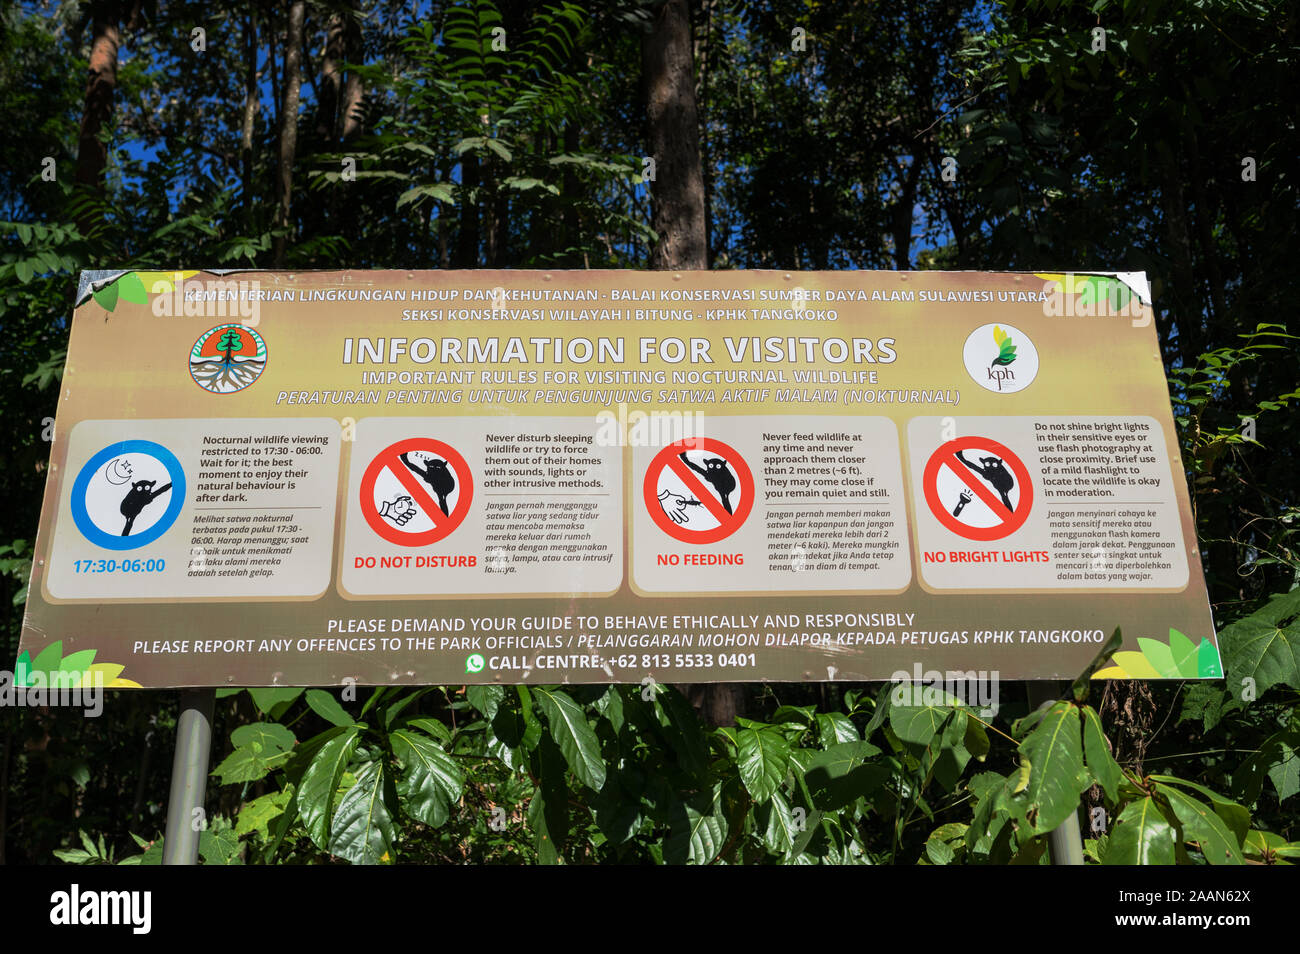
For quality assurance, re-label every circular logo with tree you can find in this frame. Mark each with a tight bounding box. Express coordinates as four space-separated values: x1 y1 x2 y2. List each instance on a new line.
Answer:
189 323 268 393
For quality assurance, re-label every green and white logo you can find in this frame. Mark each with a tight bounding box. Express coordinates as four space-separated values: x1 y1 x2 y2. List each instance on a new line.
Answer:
465 653 486 673
190 323 268 394
962 322 1038 394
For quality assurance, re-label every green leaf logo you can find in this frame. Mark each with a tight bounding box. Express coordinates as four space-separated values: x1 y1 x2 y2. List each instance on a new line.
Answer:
991 325 1017 366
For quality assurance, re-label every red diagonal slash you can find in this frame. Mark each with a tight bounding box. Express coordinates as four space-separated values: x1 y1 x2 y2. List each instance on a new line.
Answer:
383 450 449 528
945 453 1015 521
667 454 735 528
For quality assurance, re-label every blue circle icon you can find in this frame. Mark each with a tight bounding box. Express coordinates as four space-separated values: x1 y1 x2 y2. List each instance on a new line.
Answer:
71 440 186 550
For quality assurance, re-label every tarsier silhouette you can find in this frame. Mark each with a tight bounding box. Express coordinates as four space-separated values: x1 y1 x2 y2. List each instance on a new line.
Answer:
956 450 1016 511
680 451 737 515
119 479 172 536
401 452 455 516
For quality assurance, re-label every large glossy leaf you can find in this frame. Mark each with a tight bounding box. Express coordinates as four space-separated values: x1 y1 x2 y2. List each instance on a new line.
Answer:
404 717 452 745
815 711 859 747
761 789 799 855
198 828 243 865
329 759 396 865
467 684 505 719
889 687 962 744
1217 588 1300 693
528 734 569 864
665 784 728 865
1149 775 1250 844
736 726 792 804
924 707 973 791
247 687 303 718
212 722 296 784
235 789 291 843
1104 797 1176 864
1155 782 1244 865
1017 702 1090 833
1081 705 1123 801
804 740 887 810
391 728 463 828
296 725 361 848
305 688 353 727
1266 742 1299 802
533 687 605 790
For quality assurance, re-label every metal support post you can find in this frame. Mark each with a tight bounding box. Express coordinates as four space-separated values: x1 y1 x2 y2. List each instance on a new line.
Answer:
162 687 216 865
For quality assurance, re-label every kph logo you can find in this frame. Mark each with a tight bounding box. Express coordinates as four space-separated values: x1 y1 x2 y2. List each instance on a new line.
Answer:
963 322 1038 395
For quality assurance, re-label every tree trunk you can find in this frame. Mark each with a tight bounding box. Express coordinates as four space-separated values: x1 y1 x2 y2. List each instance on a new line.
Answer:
454 152 480 267
1155 143 1201 369
75 2 122 230
643 0 708 270
642 0 736 727
561 122 580 265
273 0 306 268
339 5 365 140
240 11 260 228
892 157 921 269
317 13 345 140
694 0 716 262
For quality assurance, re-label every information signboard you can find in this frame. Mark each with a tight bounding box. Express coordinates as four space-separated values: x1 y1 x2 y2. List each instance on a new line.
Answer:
18 269 1220 687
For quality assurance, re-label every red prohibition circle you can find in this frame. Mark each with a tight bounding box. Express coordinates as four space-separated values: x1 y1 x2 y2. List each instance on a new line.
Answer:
360 437 473 546
644 437 754 545
922 436 1032 542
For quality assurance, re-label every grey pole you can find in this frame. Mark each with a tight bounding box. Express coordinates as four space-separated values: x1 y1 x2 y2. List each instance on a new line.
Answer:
1025 680 1085 866
162 688 216 865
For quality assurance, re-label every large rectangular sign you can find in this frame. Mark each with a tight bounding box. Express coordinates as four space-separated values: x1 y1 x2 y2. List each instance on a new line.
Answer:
18 269 1220 687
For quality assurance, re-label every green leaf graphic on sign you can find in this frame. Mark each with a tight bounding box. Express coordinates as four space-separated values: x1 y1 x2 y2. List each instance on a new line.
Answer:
991 325 1017 365
1168 629 1200 677
91 281 118 312
117 272 148 303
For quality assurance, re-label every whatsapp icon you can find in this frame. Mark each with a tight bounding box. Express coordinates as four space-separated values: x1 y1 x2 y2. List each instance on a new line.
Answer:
465 653 486 674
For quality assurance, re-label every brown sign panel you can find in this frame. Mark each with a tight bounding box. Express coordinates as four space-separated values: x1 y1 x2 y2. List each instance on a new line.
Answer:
17 269 1219 687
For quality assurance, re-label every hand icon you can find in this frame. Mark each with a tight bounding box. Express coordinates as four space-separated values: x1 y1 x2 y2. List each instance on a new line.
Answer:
658 489 698 525
380 494 418 526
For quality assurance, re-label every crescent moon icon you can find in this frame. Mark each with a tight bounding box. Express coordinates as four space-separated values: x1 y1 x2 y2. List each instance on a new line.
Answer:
104 456 134 485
